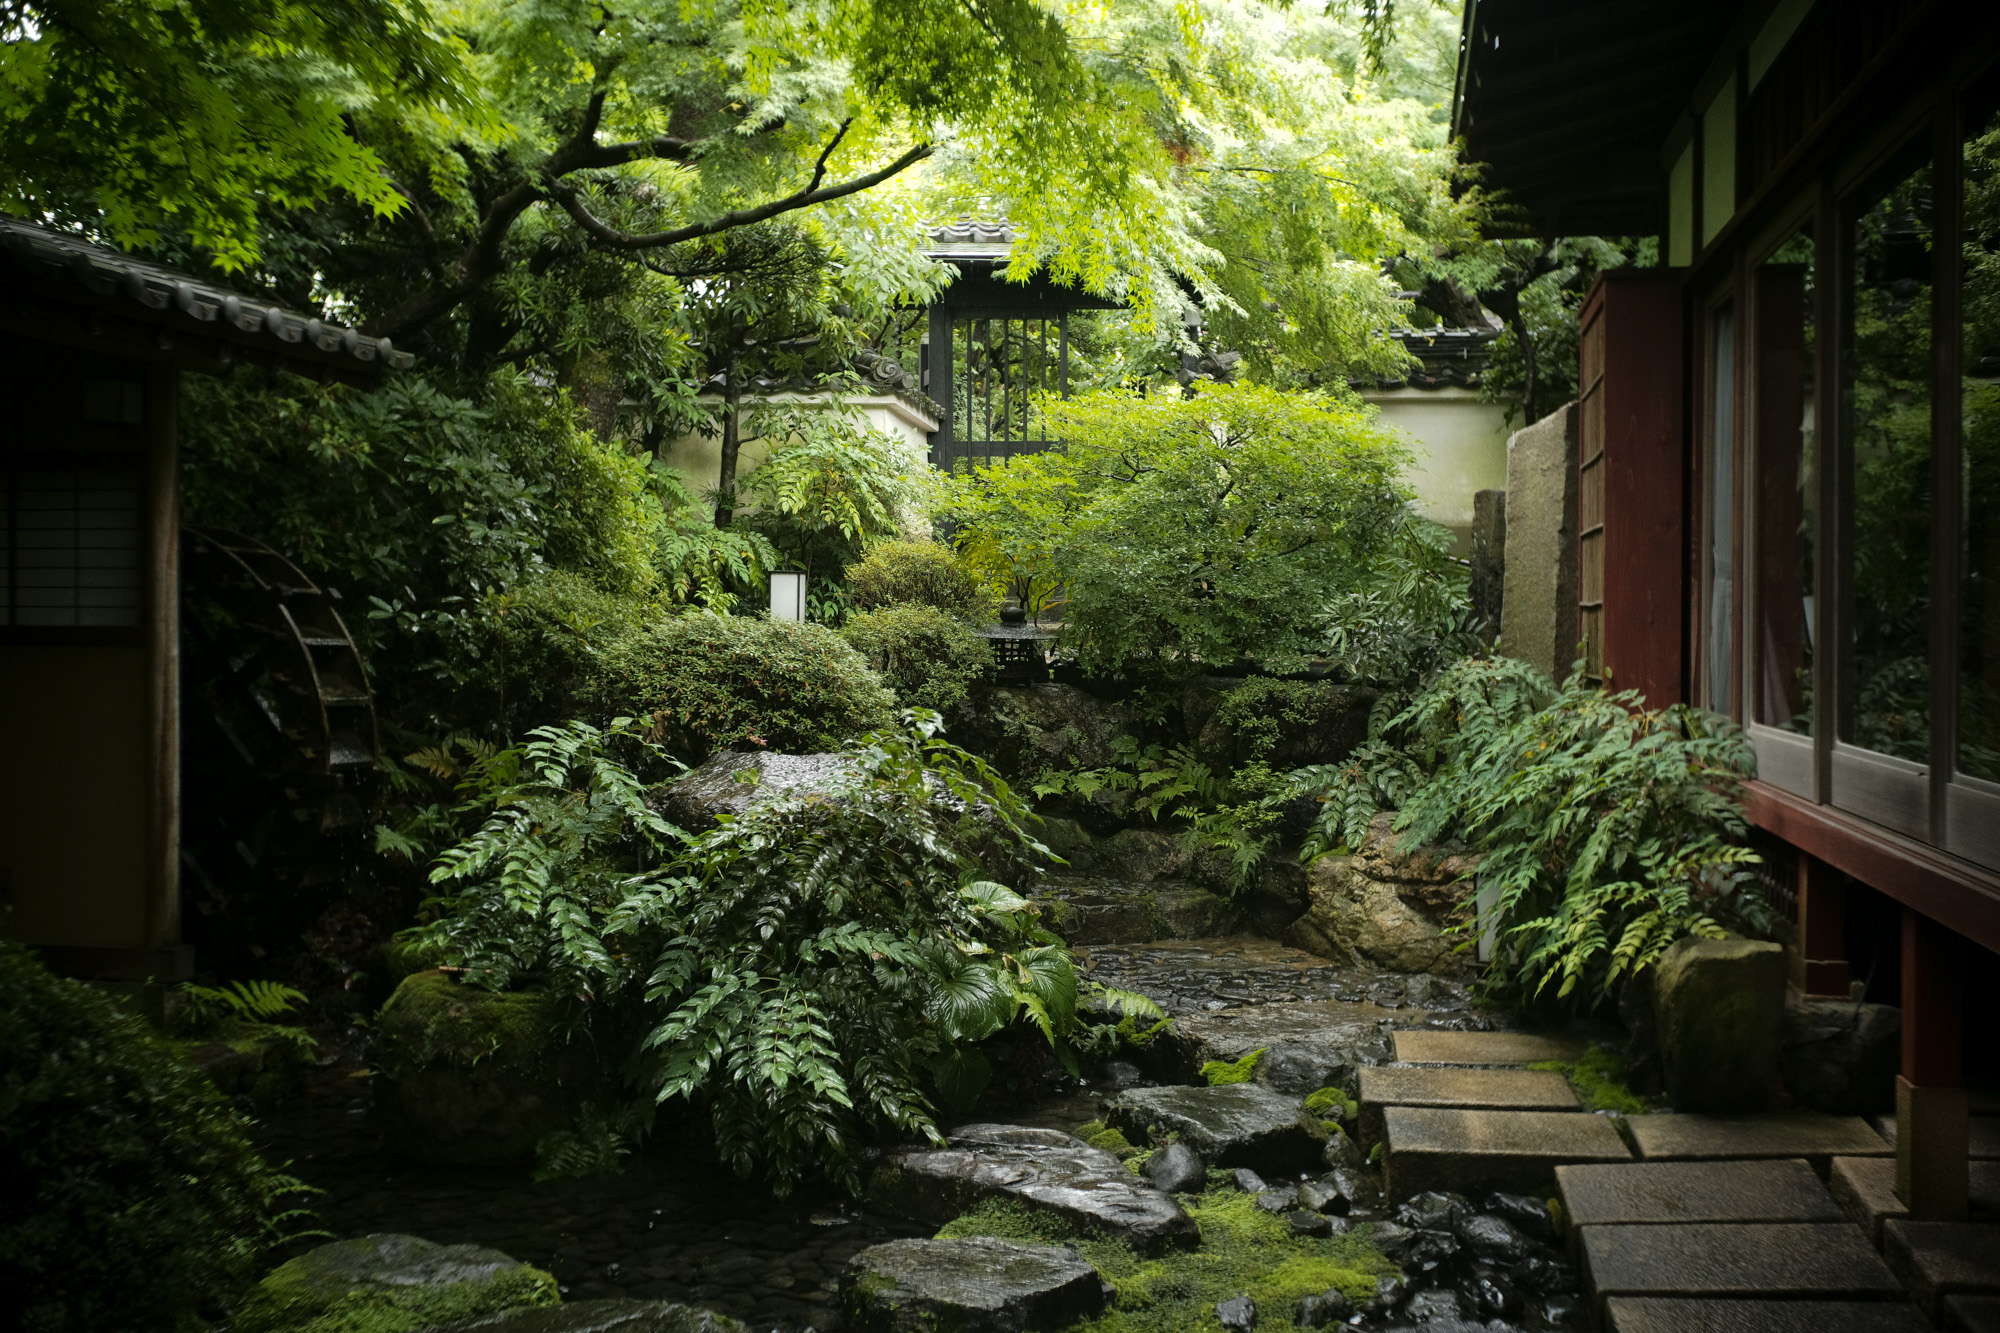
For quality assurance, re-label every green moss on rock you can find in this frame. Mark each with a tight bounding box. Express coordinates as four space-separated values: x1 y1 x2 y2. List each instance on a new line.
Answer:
234 1234 557 1333
1200 1049 1264 1087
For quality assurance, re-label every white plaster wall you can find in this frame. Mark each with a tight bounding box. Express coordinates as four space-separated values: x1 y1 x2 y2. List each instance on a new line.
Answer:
660 393 936 503
1361 386 1513 552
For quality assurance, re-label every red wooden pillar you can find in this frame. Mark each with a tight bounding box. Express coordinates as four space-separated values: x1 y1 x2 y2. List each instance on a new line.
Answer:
1795 855 1851 998
1898 907 1968 1219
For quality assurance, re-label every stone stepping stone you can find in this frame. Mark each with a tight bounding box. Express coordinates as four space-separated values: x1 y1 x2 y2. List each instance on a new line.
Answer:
1602 1297 1930 1333
1558 1159 1844 1228
1833 1156 1912 1243
1948 1295 2000 1332
234 1234 557 1333
1164 1000 1390 1091
1358 1066 1578 1140
1628 1112 1891 1168
1034 875 1241 945
1882 1221 2000 1321
840 1237 1108 1333
868 1125 1198 1255
1106 1083 1323 1174
1874 1113 2000 1160
1390 1030 1591 1065
1382 1106 1630 1199
440 1300 747 1332
1581 1222 1903 1308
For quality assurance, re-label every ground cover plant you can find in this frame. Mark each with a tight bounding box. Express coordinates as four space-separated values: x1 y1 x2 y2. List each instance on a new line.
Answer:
934 1193 1395 1332
1287 657 1769 1003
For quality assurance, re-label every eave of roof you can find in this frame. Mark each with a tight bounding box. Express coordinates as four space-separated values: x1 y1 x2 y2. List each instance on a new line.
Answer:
0 218 412 383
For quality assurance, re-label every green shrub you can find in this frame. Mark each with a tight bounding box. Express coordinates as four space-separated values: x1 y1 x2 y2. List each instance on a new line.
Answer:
0 941 304 1332
593 612 896 758
842 604 996 714
468 569 653 734
847 539 993 620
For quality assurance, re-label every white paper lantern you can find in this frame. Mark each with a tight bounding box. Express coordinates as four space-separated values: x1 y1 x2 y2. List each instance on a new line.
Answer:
769 571 808 622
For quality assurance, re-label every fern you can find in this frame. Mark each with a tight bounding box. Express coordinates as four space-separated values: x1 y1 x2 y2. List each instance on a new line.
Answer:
182 979 309 1033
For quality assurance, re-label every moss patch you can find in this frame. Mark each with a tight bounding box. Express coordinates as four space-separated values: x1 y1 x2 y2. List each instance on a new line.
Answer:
233 1236 557 1333
1527 1043 1650 1115
937 1188 1395 1332
1303 1086 1356 1122
1200 1048 1264 1087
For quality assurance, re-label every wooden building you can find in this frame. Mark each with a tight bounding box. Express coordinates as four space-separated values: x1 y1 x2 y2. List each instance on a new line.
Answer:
1458 0 2000 1220
0 219 406 981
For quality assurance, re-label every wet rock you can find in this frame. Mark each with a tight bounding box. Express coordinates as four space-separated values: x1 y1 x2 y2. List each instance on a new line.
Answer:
1106 1083 1323 1174
371 972 602 1165
1215 1294 1257 1331
953 683 1133 782
1367 1273 1407 1310
1651 935 1786 1112
648 751 854 829
439 1300 746 1332
1035 876 1241 946
1287 1209 1335 1237
1166 1001 1382 1087
1781 995 1900 1115
1326 1167 1380 1213
840 1237 1108 1333
234 1234 557 1333
1396 1191 1471 1233
1483 1193 1555 1243
1279 813 1479 975
868 1126 1198 1255
1403 1229 1461 1272
1467 1269 1521 1319
1100 1061 1145 1090
1509 1257 1573 1295
1368 1221 1415 1262
1455 1212 1532 1263
1140 1142 1206 1194
1297 1180 1343 1215
1230 1168 1269 1194
1402 1289 1465 1322
1255 1042 1357 1096
1295 1289 1353 1328
1255 1186 1300 1213
1321 1129 1364 1171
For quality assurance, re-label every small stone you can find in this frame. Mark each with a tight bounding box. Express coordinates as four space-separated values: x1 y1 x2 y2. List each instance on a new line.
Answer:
1456 1212 1532 1262
1287 1209 1334 1237
1510 1256 1573 1295
1369 1274 1407 1310
1102 1061 1144 1089
1321 1128 1363 1170
1403 1289 1465 1321
1469 1270 1522 1318
1231 1168 1269 1194
1404 1229 1460 1272
1255 1186 1300 1213
1141 1142 1206 1194
1215 1295 1256 1330
1296 1289 1353 1328
1397 1190 1470 1232
1107 1084 1322 1173
1369 1221 1416 1261
1297 1180 1343 1214
1326 1165 1379 1211
1484 1192 1556 1241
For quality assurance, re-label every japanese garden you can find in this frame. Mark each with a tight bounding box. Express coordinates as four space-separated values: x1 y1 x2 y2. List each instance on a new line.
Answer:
3 1 1997 1332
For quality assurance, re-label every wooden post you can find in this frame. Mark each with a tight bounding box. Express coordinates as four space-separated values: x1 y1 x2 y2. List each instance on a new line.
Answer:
1795 854 1851 998
1897 906 1968 1220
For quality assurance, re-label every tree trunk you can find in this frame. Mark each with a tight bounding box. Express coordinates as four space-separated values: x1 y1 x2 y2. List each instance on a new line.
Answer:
714 363 741 528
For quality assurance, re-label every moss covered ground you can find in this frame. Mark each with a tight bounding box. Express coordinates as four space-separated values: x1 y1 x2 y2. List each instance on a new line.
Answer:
935 1184 1395 1333
1527 1043 1650 1115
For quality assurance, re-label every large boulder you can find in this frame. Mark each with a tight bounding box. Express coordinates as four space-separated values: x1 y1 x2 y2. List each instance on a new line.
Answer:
1105 1084 1325 1174
1281 814 1478 975
1160 1000 1391 1092
1651 936 1786 1112
1781 996 1901 1115
1034 875 1241 945
371 971 602 1165
841 1238 1109 1332
647 750 853 829
951 683 1133 781
868 1124 1199 1254
440 1301 746 1332
234 1234 557 1333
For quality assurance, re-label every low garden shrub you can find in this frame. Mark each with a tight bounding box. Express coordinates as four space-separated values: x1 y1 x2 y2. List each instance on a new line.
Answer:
0 941 305 1332
842 604 996 714
1287 656 1769 1004
847 539 993 620
593 612 896 758
471 569 653 735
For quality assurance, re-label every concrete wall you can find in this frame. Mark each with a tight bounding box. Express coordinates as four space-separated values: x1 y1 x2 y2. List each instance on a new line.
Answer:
1500 401 1580 681
660 392 939 502
1361 386 1513 555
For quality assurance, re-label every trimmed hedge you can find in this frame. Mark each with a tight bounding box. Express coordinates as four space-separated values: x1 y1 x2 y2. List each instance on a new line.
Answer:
842 603 995 715
846 539 992 620
594 613 896 758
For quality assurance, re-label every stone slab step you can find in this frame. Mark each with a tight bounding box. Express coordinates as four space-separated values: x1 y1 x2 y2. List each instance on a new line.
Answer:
1558 1158 1843 1228
1357 1066 1578 1141
1875 1113 2000 1161
841 1237 1108 1333
1882 1221 2000 1321
1603 1297 1931 1333
1629 1112 1891 1169
1832 1157 2000 1243
1390 1029 1590 1066
1580 1222 1903 1309
1948 1294 2000 1332
1382 1106 1630 1199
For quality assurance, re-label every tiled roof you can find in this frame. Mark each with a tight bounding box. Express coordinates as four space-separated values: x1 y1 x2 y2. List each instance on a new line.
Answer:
925 219 1014 261
1354 325 1503 391
0 217 413 373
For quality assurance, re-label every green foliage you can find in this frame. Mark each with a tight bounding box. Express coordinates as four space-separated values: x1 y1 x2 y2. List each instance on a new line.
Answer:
595 613 896 759
1287 658 1769 1003
1076 1122 1143 1159
0 941 309 1332
1527 1045 1649 1116
1303 1086 1357 1122
847 539 993 620
532 1110 641 1182
182 979 309 1029
0 0 471 268
842 604 996 714
1201 1048 1264 1086
938 1190 1395 1333
471 570 654 736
